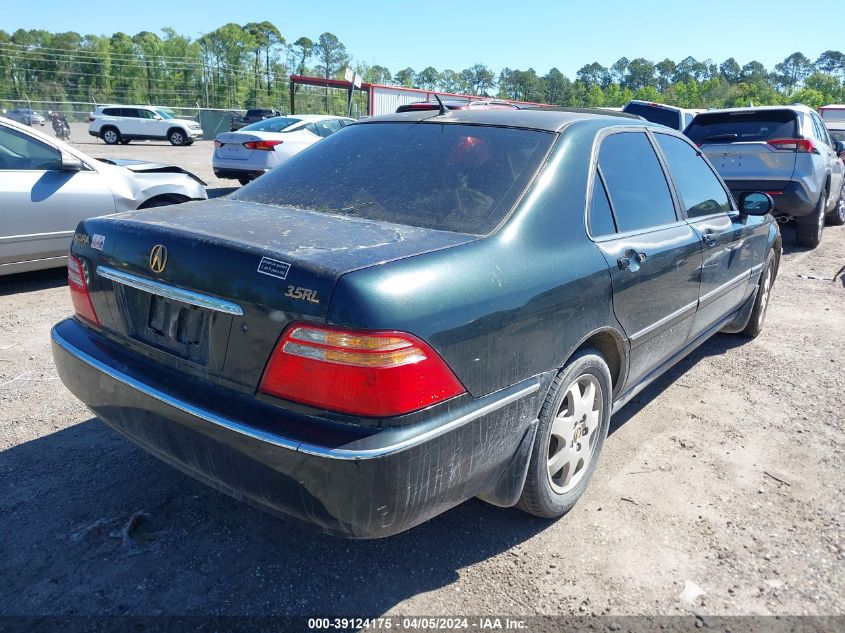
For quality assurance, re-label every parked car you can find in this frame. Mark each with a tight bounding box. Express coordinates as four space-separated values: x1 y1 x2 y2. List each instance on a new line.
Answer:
52 108 781 538
0 117 207 276
213 114 354 185
6 108 46 126
685 105 845 246
88 105 203 146
395 99 517 113
622 100 702 131
230 108 284 131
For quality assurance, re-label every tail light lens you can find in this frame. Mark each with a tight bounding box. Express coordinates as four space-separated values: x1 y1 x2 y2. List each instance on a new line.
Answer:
767 138 818 153
67 255 100 326
214 139 223 148
259 323 465 417
87 116 95 122
243 139 282 151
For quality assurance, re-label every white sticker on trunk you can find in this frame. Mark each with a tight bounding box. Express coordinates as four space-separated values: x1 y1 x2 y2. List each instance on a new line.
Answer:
257 257 291 280
91 234 105 250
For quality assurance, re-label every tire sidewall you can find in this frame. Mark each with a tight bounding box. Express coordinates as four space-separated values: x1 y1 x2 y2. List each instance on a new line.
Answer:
524 350 612 517
102 128 119 145
169 129 186 146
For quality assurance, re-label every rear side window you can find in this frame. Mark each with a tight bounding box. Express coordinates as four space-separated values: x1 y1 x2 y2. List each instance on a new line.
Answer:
102 108 119 116
622 103 680 130
598 132 677 232
589 171 616 236
654 134 732 218
234 122 555 235
685 110 797 145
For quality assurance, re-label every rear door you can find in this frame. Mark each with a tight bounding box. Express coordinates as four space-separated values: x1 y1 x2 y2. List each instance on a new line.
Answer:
0 124 114 269
652 131 766 336
589 130 703 390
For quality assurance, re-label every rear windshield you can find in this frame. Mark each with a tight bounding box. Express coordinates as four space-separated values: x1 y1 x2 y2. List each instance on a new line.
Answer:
241 117 301 133
622 103 680 129
233 122 555 234
685 110 797 144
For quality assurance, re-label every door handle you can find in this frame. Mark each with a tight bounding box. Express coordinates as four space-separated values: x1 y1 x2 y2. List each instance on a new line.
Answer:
702 231 717 247
618 251 647 272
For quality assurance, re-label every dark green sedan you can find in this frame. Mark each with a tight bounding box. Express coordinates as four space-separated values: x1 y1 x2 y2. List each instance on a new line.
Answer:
51 108 781 538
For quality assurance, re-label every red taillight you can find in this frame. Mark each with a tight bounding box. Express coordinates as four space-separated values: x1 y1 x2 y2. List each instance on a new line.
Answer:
243 139 282 151
67 255 100 326
767 138 817 153
88 116 95 122
258 323 465 417
214 139 223 148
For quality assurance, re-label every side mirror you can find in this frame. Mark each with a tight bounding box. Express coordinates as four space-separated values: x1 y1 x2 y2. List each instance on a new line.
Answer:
60 151 83 172
834 140 845 154
738 192 774 216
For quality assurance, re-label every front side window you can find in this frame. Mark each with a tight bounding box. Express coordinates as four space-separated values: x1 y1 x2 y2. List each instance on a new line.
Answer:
234 122 555 235
654 134 732 218
598 132 677 232
0 125 61 170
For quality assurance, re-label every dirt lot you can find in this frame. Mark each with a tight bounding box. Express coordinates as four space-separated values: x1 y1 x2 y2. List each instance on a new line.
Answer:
0 133 843 621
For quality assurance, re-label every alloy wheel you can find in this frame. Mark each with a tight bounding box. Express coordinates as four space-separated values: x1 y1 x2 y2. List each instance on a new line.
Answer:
758 262 773 328
547 375 603 494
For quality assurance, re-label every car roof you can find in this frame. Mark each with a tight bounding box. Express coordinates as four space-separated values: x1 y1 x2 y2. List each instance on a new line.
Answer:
360 107 642 132
288 114 353 121
694 104 815 116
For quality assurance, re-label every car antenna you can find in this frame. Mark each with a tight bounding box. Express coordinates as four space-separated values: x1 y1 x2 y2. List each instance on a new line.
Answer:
433 93 450 116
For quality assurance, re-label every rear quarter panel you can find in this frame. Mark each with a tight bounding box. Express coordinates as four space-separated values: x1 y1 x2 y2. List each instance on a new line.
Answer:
328 123 622 398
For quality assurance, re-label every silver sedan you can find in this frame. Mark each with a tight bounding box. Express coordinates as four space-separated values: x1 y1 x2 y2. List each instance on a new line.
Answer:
0 117 207 276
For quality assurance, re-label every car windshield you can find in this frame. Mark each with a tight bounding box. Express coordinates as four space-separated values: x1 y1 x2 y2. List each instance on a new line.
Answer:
241 117 302 133
622 103 680 129
154 109 175 119
685 110 798 144
233 122 555 235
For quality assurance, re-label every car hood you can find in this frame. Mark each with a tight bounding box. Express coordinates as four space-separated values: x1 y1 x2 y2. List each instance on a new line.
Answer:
95 158 207 186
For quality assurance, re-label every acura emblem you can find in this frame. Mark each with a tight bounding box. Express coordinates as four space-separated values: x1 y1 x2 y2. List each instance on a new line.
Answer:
149 244 168 273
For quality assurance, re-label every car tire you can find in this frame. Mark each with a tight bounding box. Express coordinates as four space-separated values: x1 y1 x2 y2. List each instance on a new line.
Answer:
237 177 252 186
168 129 188 146
795 189 826 248
101 127 121 145
517 347 612 519
826 187 845 226
739 248 777 339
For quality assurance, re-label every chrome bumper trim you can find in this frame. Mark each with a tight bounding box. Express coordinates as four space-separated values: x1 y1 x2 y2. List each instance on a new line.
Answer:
52 324 538 460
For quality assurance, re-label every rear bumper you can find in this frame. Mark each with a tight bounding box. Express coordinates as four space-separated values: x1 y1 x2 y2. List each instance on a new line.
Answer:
212 167 266 181
51 318 539 538
725 179 816 219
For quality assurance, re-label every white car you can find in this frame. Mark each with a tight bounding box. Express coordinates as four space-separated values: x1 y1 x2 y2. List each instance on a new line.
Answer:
88 105 204 146
213 114 354 184
0 117 207 275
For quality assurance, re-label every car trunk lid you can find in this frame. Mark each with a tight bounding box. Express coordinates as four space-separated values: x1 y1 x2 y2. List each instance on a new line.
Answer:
72 198 476 392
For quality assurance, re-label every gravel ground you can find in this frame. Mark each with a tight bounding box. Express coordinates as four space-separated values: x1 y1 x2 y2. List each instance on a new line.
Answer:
0 132 843 621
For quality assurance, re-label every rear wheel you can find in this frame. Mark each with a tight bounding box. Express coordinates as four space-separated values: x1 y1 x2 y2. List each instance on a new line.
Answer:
517 348 612 518
827 187 845 226
101 127 120 145
795 189 826 248
168 129 188 146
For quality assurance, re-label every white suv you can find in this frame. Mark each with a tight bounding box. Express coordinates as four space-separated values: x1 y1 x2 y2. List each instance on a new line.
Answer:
88 105 203 146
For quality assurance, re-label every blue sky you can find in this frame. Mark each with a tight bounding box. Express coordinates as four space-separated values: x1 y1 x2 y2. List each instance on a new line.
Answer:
3 0 843 77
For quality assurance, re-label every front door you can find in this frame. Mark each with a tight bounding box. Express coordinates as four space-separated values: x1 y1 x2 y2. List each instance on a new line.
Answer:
589 130 703 390
0 125 115 269
651 132 767 337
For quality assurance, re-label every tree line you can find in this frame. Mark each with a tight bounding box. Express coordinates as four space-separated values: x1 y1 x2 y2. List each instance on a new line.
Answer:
2 24 844 113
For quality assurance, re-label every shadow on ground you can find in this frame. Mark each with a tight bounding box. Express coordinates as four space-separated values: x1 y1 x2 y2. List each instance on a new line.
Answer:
0 267 67 297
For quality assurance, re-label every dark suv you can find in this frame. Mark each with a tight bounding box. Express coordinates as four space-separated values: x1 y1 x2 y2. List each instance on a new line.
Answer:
686 105 845 246
230 108 284 131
